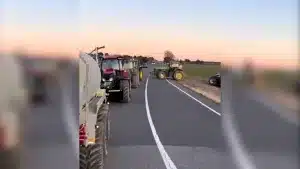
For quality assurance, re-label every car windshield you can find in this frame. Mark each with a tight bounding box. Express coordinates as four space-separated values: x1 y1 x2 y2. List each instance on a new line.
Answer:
102 59 120 69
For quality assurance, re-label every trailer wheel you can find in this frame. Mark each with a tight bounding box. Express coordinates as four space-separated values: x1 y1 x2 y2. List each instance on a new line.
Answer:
97 104 110 154
120 80 131 103
105 109 111 141
87 143 104 169
80 146 87 169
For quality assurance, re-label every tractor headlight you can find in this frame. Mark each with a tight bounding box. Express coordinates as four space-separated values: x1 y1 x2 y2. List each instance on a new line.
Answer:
108 77 113 81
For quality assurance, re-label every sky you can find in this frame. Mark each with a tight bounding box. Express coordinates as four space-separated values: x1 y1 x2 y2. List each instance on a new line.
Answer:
0 0 298 69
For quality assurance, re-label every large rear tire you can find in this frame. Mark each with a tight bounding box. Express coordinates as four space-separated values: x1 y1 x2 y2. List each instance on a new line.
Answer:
120 80 131 103
173 70 184 81
131 73 140 88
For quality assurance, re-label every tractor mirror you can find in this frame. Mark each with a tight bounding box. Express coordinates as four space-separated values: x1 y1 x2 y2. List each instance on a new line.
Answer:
140 65 148 68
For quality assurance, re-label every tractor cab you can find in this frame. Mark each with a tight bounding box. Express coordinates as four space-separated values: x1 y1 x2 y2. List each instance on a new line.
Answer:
101 55 128 81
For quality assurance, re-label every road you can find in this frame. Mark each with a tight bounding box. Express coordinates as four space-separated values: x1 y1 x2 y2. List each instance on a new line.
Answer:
221 72 299 169
16 62 298 169
105 66 299 169
105 66 230 169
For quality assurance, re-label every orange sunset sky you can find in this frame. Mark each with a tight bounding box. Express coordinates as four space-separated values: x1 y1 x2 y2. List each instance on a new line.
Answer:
1 0 298 70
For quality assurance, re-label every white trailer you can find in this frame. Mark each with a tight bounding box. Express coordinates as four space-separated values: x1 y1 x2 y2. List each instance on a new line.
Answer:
79 50 110 169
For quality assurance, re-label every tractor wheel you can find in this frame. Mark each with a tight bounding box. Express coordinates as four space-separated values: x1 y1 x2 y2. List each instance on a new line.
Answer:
173 71 184 81
120 80 131 103
80 145 87 169
97 104 110 150
208 77 216 86
131 73 140 88
87 143 104 169
157 71 166 80
139 70 143 81
106 109 111 141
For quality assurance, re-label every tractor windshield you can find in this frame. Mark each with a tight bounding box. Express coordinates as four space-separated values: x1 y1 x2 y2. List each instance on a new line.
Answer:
102 59 120 70
123 60 133 69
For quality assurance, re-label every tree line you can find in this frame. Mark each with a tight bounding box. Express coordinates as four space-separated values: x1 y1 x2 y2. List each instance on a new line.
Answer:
91 52 156 64
163 50 220 65
93 50 220 65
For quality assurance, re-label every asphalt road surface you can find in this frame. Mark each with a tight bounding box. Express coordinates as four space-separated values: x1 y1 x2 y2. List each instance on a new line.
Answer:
105 66 230 169
105 66 299 169
18 63 298 169
221 72 299 169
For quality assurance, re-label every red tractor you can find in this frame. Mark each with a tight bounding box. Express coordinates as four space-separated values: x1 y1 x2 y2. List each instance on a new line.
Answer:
100 55 132 103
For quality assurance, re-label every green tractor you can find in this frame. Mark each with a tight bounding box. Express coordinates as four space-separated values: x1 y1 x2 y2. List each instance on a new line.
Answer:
153 61 184 81
123 58 147 88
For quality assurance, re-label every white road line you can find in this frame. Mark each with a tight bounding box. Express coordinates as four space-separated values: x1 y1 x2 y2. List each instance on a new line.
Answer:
221 74 257 169
145 76 178 169
166 79 221 116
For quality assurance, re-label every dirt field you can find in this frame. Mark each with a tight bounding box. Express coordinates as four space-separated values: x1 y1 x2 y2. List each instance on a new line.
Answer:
181 64 221 103
183 64 220 80
181 64 298 109
254 69 299 112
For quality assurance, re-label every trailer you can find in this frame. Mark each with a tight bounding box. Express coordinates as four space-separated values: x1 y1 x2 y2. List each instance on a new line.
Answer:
79 51 111 169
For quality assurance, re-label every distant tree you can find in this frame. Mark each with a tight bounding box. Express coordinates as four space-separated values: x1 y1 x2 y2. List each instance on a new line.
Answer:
142 57 149 63
195 59 204 64
148 57 155 62
123 55 132 59
163 50 175 63
184 59 191 63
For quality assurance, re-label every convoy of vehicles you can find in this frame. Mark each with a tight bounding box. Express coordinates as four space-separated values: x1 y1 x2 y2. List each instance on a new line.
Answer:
0 45 224 169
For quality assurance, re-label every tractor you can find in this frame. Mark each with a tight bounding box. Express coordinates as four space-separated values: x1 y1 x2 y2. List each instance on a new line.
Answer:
99 55 132 103
132 59 148 82
153 61 184 81
123 58 147 88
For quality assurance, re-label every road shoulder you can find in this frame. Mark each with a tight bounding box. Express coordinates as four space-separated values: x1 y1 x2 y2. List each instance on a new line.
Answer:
178 78 221 104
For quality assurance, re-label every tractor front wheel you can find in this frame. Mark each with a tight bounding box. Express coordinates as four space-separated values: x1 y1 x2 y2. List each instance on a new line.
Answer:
173 71 184 81
157 71 166 80
139 70 143 81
